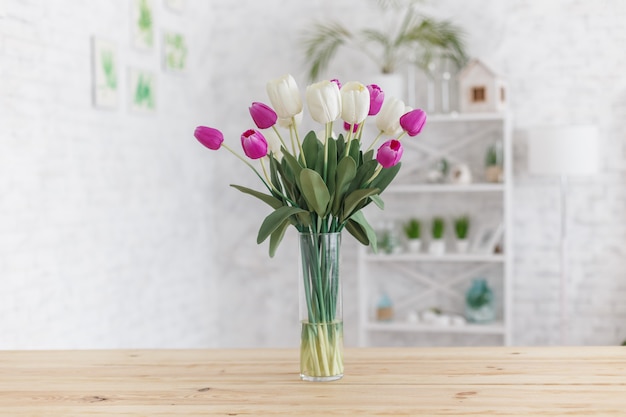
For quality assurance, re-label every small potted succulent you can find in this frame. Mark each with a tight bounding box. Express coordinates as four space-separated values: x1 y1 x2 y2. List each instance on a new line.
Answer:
453 215 470 253
403 218 422 253
428 216 445 255
485 142 503 183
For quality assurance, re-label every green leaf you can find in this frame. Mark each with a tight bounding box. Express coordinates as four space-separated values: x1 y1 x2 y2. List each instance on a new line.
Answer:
341 188 380 222
269 219 291 257
299 168 330 216
370 162 402 193
325 138 338 196
257 206 307 244
345 219 370 246
302 131 320 169
349 210 378 252
230 184 284 210
370 194 384 210
332 156 357 214
348 159 378 194
282 150 303 186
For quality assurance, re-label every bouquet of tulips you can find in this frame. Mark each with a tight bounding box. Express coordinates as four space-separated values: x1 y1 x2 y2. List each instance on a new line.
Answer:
194 74 426 254
194 74 426 380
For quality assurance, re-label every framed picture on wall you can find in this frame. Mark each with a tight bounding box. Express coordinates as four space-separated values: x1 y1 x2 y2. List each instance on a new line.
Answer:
162 31 188 73
91 37 118 109
131 0 155 51
128 68 157 113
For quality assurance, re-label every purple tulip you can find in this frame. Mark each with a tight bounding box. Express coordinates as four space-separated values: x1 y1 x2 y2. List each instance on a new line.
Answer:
330 78 342 90
367 84 384 116
376 139 404 168
194 126 224 150
343 121 359 132
399 109 427 136
241 129 268 159
249 102 278 129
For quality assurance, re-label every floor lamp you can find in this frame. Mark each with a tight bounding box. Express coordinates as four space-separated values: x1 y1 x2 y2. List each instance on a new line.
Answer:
527 125 599 345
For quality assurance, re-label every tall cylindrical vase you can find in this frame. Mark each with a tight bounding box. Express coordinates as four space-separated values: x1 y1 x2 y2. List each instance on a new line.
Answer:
298 232 344 382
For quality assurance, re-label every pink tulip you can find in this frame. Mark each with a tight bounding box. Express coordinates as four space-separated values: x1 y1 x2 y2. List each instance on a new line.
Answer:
330 78 342 90
376 139 403 168
399 109 427 136
194 126 224 150
343 121 359 132
241 129 268 159
249 102 278 129
367 84 384 116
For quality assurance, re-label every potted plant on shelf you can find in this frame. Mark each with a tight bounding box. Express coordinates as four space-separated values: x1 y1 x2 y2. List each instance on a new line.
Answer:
454 215 470 253
300 0 468 84
403 218 422 253
428 216 445 255
485 142 503 183
465 278 495 323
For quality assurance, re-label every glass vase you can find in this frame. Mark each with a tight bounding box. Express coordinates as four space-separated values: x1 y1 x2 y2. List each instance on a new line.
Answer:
298 232 343 382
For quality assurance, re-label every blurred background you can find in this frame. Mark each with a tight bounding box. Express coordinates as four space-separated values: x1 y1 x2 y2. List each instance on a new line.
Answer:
1 0 625 349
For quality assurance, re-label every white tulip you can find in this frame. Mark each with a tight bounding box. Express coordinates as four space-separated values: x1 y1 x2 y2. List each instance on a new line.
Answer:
376 97 406 136
306 80 341 125
277 111 303 128
262 127 284 161
340 81 370 125
266 74 303 119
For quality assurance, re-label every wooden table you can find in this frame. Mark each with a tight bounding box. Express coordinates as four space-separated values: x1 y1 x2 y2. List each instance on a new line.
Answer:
1 347 625 416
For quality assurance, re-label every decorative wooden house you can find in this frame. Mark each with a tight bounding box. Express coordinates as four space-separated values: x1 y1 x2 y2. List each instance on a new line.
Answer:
457 59 507 113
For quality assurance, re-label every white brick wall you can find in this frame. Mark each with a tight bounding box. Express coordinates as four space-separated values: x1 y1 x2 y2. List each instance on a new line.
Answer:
0 0 217 348
2 0 625 349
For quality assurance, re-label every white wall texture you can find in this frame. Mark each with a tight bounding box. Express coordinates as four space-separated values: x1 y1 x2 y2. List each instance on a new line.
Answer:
0 0 218 348
1 0 625 349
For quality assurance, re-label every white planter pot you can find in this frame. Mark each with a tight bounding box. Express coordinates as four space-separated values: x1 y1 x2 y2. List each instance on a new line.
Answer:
428 239 445 255
456 239 469 254
407 239 422 253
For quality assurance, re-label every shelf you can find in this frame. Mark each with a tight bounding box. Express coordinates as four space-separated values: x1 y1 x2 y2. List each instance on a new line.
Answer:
426 112 508 122
365 320 506 335
364 253 505 263
386 183 505 193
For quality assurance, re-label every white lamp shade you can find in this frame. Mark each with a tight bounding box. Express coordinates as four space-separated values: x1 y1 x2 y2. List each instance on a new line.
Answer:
527 125 599 175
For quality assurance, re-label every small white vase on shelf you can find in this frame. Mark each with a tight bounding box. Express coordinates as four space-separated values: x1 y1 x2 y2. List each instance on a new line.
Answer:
428 239 445 255
407 239 422 253
456 239 469 254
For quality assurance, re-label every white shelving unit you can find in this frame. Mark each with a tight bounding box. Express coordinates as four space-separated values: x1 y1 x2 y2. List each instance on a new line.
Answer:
357 112 513 347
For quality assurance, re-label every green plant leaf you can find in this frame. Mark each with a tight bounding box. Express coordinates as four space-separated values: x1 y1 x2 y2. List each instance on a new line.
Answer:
369 162 401 193
325 138 338 195
332 156 357 214
257 206 307 244
348 159 378 194
345 219 369 246
302 131 320 169
370 194 384 209
341 188 380 222
349 210 378 252
269 219 291 257
299 168 330 216
230 184 284 209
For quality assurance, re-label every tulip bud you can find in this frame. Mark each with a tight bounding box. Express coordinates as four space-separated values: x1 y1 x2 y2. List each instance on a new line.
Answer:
375 97 406 136
249 102 278 129
400 109 427 136
306 80 342 124
330 78 342 90
194 126 224 150
376 139 404 168
241 129 268 159
343 121 359 132
266 74 303 119
340 81 370 125
367 84 384 116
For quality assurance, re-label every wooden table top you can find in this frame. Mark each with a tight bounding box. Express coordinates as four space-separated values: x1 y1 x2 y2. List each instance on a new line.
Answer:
1 346 625 416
